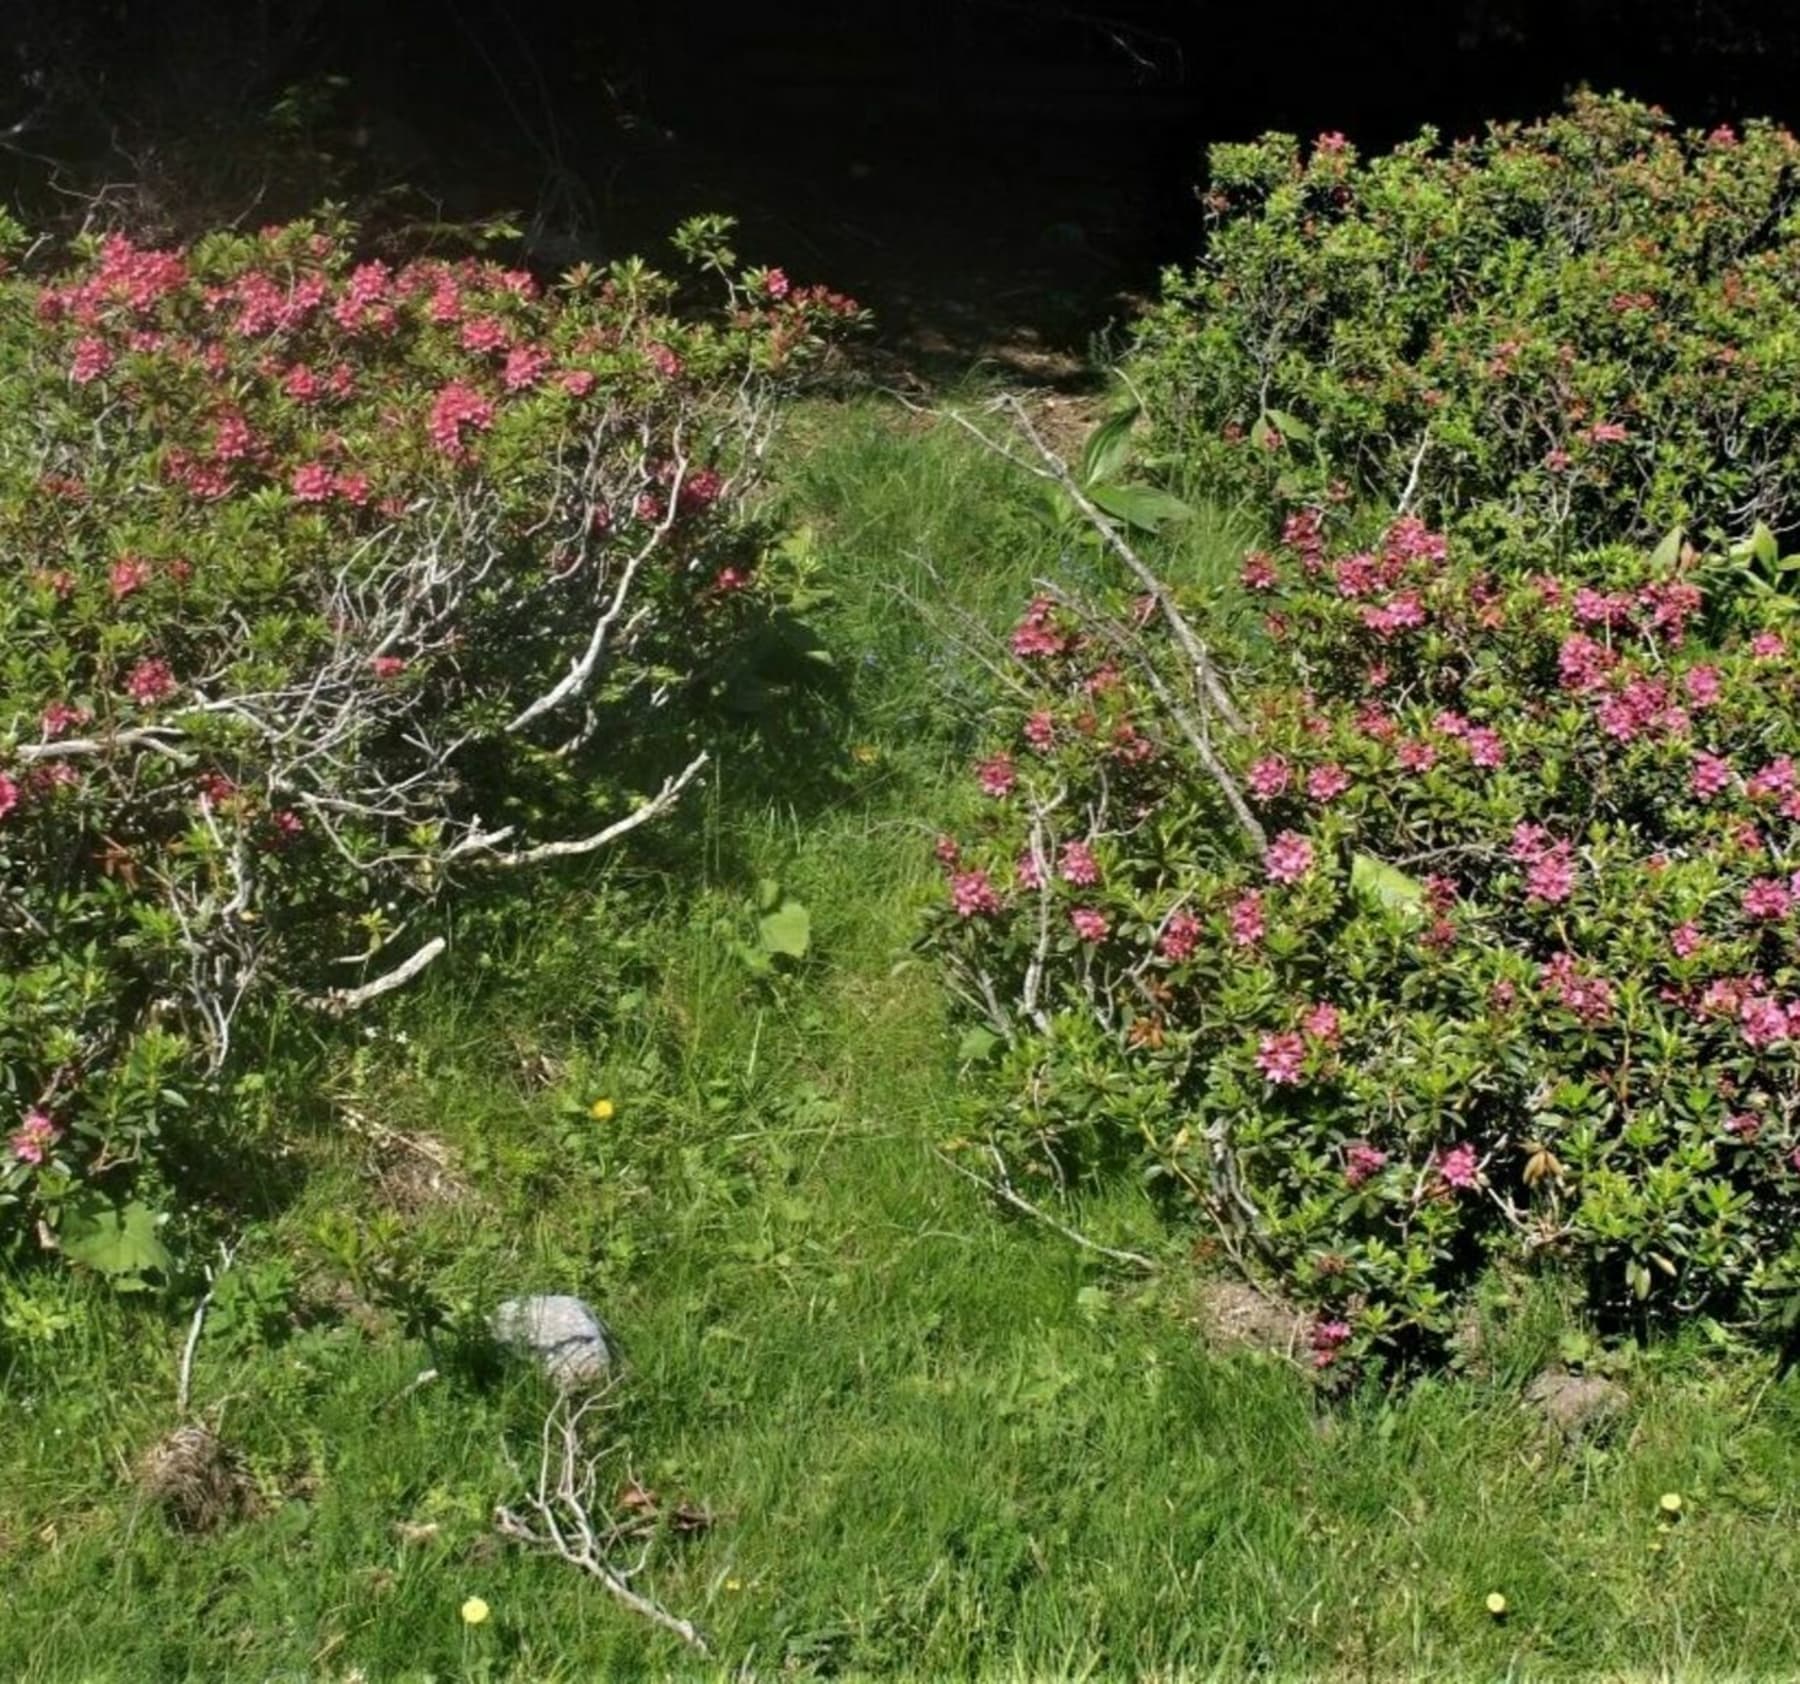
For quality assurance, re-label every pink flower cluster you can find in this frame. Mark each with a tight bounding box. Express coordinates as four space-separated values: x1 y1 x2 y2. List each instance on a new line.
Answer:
9 1109 59 1166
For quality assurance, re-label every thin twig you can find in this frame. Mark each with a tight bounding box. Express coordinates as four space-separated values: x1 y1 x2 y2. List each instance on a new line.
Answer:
314 937 447 1016
933 1146 1157 1273
495 1393 710 1655
176 1238 239 1416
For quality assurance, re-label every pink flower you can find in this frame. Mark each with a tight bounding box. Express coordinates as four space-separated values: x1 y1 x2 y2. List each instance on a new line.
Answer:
1344 1142 1388 1187
647 342 683 379
1160 910 1202 961
8 1109 58 1166
1310 1318 1352 1369
1683 665 1722 707
1265 831 1314 885
1247 756 1291 800
1059 840 1101 886
1587 421 1628 444
763 267 792 300
1397 738 1438 774
1435 1142 1478 1189
1510 823 1552 862
1670 922 1704 959
976 755 1016 798
1307 763 1350 802
1741 993 1790 1048
283 362 321 403
1240 552 1278 591
951 870 1001 918
1465 726 1506 768
1558 633 1616 693
110 555 151 598
427 381 496 459
0 773 18 821
290 461 335 502
1526 843 1577 905
1744 878 1793 921
1691 753 1734 800
1314 131 1349 154
334 471 373 506
934 834 960 867
1750 758 1796 801
40 701 90 739
1011 621 1065 658
1023 710 1055 752
561 369 596 397
1070 906 1109 942
1752 631 1787 660
370 655 408 679
502 344 551 390
460 314 511 354
124 658 177 707
1303 1001 1342 1044
1256 1030 1306 1085
1016 852 1044 889
1540 952 1615 1024
1228 891 1265 947
70 336 114 383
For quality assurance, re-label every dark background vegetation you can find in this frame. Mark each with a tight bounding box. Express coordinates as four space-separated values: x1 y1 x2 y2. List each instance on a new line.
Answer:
7 1 1800 362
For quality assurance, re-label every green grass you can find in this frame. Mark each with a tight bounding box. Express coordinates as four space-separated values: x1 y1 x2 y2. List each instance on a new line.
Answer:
7 397 1800 1681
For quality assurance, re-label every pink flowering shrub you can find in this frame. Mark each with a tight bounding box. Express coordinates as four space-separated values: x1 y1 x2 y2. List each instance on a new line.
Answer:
0 210 856 1271
924 509 1800 1368
1132 94 1800 560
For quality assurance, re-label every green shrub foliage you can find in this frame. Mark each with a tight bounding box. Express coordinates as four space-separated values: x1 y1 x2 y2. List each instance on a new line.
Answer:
924 508 1800 1370
1131 95 1800 560
0 211 854 1269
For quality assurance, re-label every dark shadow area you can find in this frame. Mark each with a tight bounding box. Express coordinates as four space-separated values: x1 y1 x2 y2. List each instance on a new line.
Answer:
10 2 1800 373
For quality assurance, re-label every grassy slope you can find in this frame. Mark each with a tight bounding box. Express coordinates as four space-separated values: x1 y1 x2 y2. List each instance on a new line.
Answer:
5 401 1800 1681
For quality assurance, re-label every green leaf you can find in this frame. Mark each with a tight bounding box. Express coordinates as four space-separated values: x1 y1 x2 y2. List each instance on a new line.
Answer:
1080 405 1140 488
1649 523 1684 569
1087 482 1193 534
61 1196 172 1286
758 898 812 959
1350 852 1426 918
957 1025 1001 1064
756 877 784 915
1263 407 1315 445
1752 521 1780 570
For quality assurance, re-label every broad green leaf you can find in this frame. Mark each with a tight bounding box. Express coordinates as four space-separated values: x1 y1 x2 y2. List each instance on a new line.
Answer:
957 1025 1001 1064
1649 523 1683 569
61 1196 171 1285
1264 406 1315 445
1350 852 1426 917
1088 482 1193 534
756 877 783 914
758 898 812 959
1080 404 1140 488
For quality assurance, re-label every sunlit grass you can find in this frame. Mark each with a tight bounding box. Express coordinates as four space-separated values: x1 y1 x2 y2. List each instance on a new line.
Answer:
5 398 1800 1681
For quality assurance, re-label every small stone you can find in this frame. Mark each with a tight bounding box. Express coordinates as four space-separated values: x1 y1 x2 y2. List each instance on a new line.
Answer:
1524 1368 1628 1438
491 1294 613 1389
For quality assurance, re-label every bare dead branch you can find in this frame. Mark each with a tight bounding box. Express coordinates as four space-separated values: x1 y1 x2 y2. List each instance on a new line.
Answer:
495 1394 710 1656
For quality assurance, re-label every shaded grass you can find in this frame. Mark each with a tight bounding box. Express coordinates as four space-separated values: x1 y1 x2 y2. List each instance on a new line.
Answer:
5 399 1800 1681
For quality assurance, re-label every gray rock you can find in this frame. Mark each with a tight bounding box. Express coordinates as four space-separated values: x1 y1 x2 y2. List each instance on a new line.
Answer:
491 1294 613 1389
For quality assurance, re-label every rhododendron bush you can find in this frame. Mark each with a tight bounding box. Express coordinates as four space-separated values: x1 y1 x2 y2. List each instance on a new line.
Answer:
924 509 1800 1367
1131 94 1800 560
0 210 854 1269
